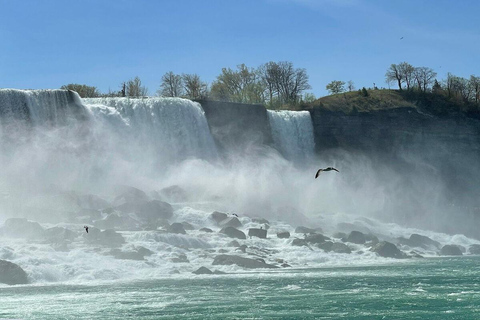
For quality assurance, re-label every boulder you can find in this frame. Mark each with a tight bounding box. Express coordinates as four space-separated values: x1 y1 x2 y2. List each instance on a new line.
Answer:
181 222 195 230
0 260 29 285
113 185 149 206
291 239 308 247
218 217 242 228
210 211 228 224
372 241 405 259
94 213 140 230
137 200 174 221
84 228 125 247
159 185 189 202
219 227 246 240
248 228 267 239
212 254 278 269
252 218 270 224
168 223 187 235
331 242 352 254
295 226 317 234
76 194 110 210
228 240 241 247
346 231 366 244
440 245 463 256
332 232 347 239
193 266 213 275
305 233 329 245
469 244 480 255
398 234 441 249
200 227 213 233
277 231 290 239
317 241 334 252
0 218 45 239
171 253 189 263
44 227 77 242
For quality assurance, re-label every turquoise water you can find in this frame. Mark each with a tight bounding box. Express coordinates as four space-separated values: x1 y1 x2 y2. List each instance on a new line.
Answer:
1 257 480 319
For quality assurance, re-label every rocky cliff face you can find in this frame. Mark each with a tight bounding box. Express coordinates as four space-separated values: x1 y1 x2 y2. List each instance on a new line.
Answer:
198 100 272 155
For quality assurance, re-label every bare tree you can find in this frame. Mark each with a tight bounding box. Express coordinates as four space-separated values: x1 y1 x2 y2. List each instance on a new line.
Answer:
413 67 437 92
158 71 183 97
182 73 208 99
398 62 415 90
126 76 148 97
385 64 403 90
469 75 480 103
347 80 355 92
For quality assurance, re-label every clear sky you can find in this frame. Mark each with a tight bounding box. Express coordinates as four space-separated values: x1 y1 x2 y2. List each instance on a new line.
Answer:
1 0 479 97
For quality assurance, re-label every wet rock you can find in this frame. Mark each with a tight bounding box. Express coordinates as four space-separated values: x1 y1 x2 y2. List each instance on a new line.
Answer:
371 241 406 259
76 194 110 210
193 266 213 275
469 244 480 255
277 231 290 239
218 217 242 228
228 240 240 247
295 226 317 234
331 242 352 254
181 222 195 230
168 223 187 235
291 239 308 247
200 227 213 233
317 241 334 252
346 231 366 244
440 245 463 256
94 213 140 231
0 218 45 239
248 228 267 239
398 234 441 249
219 227 246 240
137 200 174 222
0 260 29 285
212 254 278 269
171 253 189 263
159 185 189 202
210 211 228 224
84 227 125 247
252 218 270 224
236 245 247 253
281 263 291 268
44 227 77 242
305 233 329 245
337 222 371 235
332 232 347 239
113 185 149 206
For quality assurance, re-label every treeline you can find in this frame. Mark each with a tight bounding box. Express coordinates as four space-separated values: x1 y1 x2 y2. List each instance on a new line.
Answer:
61 61 313 109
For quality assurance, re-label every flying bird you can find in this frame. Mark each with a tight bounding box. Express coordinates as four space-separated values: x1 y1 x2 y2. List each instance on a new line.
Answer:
315 167 339 178
84 226 89 233
400 37 404 40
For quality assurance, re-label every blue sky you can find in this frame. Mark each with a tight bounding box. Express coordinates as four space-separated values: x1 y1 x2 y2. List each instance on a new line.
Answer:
1 0 479 97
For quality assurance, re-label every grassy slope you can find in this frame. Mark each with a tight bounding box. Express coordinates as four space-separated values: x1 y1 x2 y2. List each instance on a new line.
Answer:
306 89 416 113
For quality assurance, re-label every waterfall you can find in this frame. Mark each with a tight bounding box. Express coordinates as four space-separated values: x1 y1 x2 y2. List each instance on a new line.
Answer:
0 89 88 126
83 97 218 162
0 90 218 193
267 110 315 162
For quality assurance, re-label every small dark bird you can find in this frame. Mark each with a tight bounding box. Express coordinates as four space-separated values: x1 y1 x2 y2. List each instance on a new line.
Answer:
232 213 238 217
84 226 89 233
315 167 339 178
400 37 404 40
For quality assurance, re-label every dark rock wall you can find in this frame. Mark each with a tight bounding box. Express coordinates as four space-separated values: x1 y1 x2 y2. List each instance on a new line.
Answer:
198 100 273 155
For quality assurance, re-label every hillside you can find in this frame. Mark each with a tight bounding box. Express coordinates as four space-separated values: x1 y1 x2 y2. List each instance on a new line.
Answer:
306 89 480 119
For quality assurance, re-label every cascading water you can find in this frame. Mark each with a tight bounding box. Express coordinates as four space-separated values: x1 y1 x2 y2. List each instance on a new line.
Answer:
83 97 218 163
267 110 315 163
